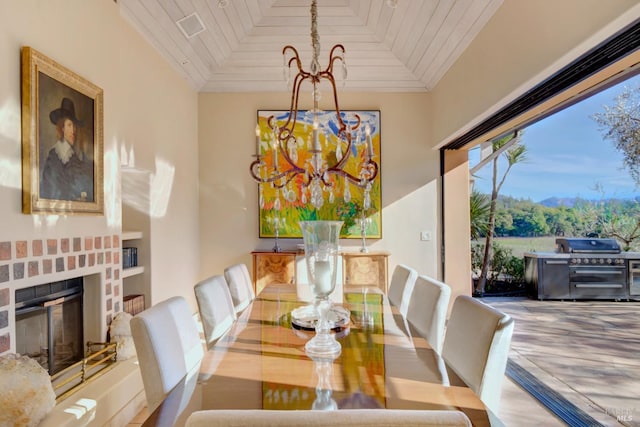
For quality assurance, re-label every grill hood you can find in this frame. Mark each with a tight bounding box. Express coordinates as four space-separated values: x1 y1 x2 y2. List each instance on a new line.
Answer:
556 238 621 254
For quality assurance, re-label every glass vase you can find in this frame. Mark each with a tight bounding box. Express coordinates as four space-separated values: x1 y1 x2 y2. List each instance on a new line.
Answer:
299 220 343 358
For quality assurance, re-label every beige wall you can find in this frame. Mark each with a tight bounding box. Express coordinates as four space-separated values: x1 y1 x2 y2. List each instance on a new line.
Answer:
2 0 638 331
197 1 640 302
429 0 640 297
0 0 200 327
443 150 472 304
432 0 640 147
198 92 441 283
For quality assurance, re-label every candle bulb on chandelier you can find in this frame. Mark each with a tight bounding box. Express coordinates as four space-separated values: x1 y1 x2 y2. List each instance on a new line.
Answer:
273 146 279 169
312 120 320 151
255 124 261 155
366 126 374 159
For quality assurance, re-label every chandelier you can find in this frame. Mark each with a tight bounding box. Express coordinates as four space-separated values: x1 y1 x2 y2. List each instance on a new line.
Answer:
249 0 379 213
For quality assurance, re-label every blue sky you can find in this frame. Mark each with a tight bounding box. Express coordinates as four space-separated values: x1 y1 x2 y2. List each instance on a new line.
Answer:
469 74 640 202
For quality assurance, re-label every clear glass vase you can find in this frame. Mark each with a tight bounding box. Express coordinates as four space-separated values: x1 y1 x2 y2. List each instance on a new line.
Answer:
299 220 343 358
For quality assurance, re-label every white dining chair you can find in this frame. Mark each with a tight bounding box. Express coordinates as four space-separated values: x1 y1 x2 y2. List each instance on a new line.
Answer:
406 275 451 354
194 274 237 348
387 264 418 316
441 295 514 414
185 409 472 427
223 263 255 313
130 296 204 412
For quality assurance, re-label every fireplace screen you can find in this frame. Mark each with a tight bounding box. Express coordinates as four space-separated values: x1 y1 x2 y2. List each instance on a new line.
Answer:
15 278 84 375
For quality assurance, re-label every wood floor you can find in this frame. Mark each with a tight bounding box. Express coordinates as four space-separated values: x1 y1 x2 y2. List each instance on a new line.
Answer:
485 297 640 427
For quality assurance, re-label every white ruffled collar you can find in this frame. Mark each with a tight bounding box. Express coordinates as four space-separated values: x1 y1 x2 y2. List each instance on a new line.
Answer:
53 140 74 164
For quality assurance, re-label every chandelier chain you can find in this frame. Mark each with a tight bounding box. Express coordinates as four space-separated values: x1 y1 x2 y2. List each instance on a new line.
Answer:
249 0 379 212
310 0 320 76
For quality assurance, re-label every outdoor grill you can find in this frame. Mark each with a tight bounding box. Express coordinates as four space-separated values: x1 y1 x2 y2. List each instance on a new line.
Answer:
556 237 621 254
524 238 640 300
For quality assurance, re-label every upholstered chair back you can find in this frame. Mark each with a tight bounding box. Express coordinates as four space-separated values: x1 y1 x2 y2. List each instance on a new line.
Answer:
387 264 418 316
185 409 472 427
406 275 451 354
131 296 204 411
442 295 514 414
194 274 237 347
223 263 255 313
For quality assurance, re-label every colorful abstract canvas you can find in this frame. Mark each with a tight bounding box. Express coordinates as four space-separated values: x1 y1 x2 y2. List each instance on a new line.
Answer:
257 110 381 239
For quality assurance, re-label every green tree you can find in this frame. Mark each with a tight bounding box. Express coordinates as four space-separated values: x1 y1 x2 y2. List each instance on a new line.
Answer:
573 198 603 237
511 205 549 236
494 210 514 236
470 190 490 240
591 84 640 249
476 131 527 295
595 197 640 251
592 84 640 186
544 206 576 236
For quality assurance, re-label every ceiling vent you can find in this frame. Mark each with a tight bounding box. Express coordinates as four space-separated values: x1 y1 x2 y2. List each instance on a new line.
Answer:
176 12 205 39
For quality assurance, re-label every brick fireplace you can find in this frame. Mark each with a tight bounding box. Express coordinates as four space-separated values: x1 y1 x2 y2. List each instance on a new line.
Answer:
0 233 146 426
0 234 122 358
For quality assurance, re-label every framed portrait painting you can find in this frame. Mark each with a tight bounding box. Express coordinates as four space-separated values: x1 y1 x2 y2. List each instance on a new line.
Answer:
257 110 382 239
21 47 104 215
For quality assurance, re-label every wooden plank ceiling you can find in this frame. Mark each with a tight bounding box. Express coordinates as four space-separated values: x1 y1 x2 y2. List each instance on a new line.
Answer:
119 0 503 92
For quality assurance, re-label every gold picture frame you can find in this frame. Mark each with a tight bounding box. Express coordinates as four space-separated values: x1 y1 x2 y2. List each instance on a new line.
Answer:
21 47 104 215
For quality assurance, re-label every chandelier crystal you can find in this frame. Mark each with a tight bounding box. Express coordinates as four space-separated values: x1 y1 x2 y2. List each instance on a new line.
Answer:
250 0 379 213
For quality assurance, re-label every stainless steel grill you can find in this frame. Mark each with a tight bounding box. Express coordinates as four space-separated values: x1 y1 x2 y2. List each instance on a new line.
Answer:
555 237 621 254
525 238 640 300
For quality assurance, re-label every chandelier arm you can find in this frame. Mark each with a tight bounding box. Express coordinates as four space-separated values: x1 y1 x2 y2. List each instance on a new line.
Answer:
362 161 379 182
277 46 307 135
272 169 306 189
250 148 307 188
278 134 306 171
320 70 347 131
327 158 379 187
326 44 346 72
253 165 305 188
280 71 314 145
346 113 361 132
283 45 303 72
299 171 314 188
332 139 354 171
277 75 302 135
332 153 351 173
249 158 264 182
325 168 365 186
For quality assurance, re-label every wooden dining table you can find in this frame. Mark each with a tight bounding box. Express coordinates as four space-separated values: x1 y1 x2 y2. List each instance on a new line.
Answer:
142 284 504 427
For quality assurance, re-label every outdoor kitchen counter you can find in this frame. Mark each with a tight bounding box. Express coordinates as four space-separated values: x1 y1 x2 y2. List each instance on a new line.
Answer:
523 252 568 259
524 251 640 258
525 248 640 300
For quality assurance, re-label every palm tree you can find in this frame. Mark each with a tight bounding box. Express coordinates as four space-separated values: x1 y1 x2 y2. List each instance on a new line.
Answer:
470 190 490 240
476 131 527 295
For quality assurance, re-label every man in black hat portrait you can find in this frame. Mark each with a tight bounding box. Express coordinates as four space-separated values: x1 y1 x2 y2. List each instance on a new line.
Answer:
41 97 94 202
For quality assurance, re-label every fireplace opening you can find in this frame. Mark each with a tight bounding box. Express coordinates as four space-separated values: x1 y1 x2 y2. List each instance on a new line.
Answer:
15 278 84 375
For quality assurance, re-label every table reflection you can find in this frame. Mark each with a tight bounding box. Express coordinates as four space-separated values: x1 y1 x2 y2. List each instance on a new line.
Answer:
142 284 497 427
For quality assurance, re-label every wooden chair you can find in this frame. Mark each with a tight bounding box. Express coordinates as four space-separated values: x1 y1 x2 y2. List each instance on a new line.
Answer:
130 296 204 411
442 295 514 414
